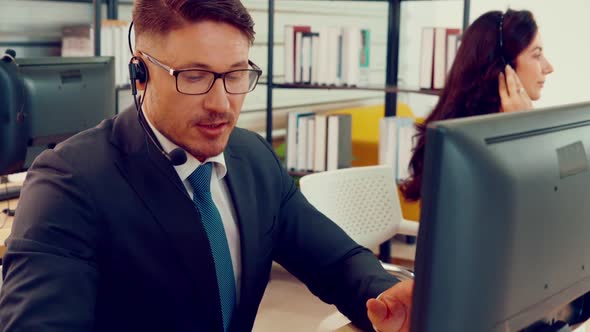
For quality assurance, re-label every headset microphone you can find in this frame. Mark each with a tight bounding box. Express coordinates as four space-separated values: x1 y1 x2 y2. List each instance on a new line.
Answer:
127 21 187 166
167 148 189 166
1 49 16 63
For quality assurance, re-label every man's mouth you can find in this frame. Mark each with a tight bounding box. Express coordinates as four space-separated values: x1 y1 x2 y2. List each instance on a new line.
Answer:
199 123 226 129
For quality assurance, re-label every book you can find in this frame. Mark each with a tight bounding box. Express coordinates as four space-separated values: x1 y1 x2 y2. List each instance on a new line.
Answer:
286 111 314 170
445 29 462 74
297 116 311 170
118 24 128 87
396 123 416 181
101 20 130 86
378 117 416 181
306 118 316 170
326 114 352 171
432 27 447 89
292 26 312 83
311 33 321 85
62 25 94 57
379 117 395 167
301 32 314 84
313 114 328 171
100 21 113 61
327 27 342 86
419 27 435 89
283 26 295 83
359 28 371 87
341 26 361 87
316 27 330 85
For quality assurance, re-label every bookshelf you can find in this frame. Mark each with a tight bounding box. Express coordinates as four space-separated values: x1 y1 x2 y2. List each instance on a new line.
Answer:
266 0 470 261
264 0 471 144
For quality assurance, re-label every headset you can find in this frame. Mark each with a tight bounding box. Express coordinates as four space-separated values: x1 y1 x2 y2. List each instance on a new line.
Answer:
498 11 514 68
498 12 507 66
127 21 187 166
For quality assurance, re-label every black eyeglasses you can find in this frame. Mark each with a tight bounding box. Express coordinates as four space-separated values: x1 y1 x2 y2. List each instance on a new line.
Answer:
139 51 263 95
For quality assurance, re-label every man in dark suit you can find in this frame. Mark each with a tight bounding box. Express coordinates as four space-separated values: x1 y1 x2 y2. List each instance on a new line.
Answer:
0 0 414 331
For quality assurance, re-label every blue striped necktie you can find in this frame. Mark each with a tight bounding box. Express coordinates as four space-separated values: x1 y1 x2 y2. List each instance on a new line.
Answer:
187 162 236 331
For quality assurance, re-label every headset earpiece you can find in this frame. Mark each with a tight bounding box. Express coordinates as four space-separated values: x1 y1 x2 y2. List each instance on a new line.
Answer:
133 57 148 83
128 56 148 96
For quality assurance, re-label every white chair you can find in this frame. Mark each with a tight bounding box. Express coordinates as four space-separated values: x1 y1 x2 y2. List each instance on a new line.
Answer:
299 165 419 255
299 165 418 331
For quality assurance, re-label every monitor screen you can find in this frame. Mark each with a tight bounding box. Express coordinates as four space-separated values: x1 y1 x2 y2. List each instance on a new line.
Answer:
0 56 115 175
411 102 590 332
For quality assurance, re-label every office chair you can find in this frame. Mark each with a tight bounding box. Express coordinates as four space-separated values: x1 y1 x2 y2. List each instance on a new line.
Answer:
299 165 418 256
299 165 418 331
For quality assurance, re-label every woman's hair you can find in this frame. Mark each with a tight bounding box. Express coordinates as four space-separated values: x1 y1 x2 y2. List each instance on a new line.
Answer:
400 9 537 201
132 0 255 45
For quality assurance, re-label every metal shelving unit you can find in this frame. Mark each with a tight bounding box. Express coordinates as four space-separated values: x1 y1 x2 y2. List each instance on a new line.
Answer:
269 82 443 95
265 0 470 144
11 0 123 55
265 0 470 262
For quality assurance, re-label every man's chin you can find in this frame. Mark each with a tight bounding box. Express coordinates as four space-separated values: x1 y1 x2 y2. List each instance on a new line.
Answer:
185 144 227 161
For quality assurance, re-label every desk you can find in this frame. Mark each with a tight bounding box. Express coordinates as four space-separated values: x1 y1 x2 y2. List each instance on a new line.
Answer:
0 199 17 262
254 264 590 332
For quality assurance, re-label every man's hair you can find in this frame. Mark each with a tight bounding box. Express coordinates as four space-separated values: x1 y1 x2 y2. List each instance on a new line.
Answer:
132 0 255 45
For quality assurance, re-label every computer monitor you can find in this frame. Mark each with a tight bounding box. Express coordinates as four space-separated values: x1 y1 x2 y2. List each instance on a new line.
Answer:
411 102 590 332
0 56 115 176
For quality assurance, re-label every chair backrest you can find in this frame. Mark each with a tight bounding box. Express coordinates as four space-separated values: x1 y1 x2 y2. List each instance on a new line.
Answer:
299 165 404 249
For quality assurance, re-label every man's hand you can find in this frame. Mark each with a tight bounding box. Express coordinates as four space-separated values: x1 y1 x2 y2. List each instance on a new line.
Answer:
499 64 533 113
366 279 414 332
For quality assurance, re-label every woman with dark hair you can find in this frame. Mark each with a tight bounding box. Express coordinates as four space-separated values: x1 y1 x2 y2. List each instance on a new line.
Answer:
401 9 554 201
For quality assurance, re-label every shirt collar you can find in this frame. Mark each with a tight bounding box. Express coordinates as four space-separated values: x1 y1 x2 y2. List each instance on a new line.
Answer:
143 110 227 182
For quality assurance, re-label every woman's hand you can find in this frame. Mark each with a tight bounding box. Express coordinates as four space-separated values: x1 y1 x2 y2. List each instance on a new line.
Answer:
499 65 533 113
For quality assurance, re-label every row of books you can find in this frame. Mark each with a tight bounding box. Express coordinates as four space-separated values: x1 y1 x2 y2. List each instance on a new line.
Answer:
61 20 131 87
286 112 352 172
419 27 462 90
283 25 371 87
378 117 417 182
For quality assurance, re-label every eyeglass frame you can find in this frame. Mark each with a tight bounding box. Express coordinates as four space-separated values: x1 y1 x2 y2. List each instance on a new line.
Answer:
138 50 263 95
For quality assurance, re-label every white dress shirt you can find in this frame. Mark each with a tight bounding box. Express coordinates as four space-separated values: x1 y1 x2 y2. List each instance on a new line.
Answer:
144 112 242 301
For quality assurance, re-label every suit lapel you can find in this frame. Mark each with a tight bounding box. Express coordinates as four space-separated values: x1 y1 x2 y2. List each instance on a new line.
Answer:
110 109 224 331
223 141 261 329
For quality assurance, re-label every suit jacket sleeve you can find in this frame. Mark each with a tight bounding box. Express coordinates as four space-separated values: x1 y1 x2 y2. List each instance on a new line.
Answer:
0 149 99 331
254 135 399 331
